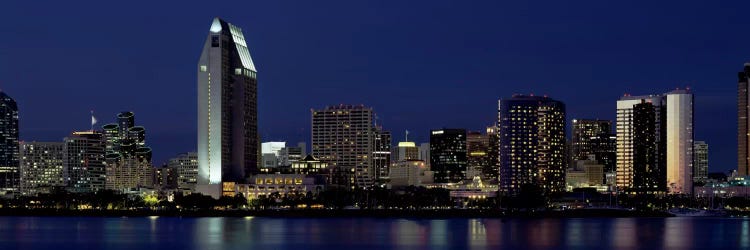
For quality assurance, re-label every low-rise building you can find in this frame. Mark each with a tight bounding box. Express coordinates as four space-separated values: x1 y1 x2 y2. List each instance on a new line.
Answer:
229 174 326 200
388 160 433 187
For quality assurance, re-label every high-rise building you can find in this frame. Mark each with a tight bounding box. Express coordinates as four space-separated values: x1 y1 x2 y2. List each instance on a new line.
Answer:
394 131 419 162
197 17 259 197
739 63 750 175
617 94 666 192
19 142 64 195
169 152 198 190
467 131 490 180
616 90 693 194
312 105 377 188
498 95 566 195
153 166 177 189
102 112 153 192
0 92 19 194
419 143 430 165
430 129 467 183
261 142 286 169
373 128 391 184
571 119 616 173
665 90 693 194
694 141 708 183
389 160 433 187
64 131 106 193
485 125 500 180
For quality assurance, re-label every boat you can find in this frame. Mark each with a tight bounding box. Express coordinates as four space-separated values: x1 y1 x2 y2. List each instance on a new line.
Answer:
667 208 726 217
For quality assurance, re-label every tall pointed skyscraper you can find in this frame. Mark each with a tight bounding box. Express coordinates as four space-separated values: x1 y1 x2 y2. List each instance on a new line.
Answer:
197 17 258 197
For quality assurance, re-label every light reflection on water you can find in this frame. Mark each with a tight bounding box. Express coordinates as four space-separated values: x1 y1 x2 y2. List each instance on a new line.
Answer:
0 216 748 249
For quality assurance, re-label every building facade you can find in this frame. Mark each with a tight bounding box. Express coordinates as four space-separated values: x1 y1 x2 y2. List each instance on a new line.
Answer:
372 128 391 184
694 141 708 183
430 129 467 183
466 131 490 180
64 131 106 193
19 142 65 195
498 95 566 195
312 105 377 188
665 90 694 194
571 119 616 173
739 63 750 175
197 17 259 197
389 160 433 187
169 152 198 190
0 92 19 194
102 112 154 192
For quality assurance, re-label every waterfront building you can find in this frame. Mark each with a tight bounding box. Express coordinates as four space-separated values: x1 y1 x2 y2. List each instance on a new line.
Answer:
739 63 750 175
311 105 378 188
64 131 106 193
169 152 198 190
571 119 616 173
372 128 391 184
0 91 19 194
466 131 490 180
19 142 64 195
232 174 325 200
388 159 433 187
102 112 154 192
694 141 708 183
498 95 566 195
430 129 467 183
197 17 259 197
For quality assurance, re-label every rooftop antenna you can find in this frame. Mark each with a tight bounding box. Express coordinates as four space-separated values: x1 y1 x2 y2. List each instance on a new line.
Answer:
405 130 409 142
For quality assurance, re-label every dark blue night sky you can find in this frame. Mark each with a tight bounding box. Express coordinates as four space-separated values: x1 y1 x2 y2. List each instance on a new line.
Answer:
0 0 747 171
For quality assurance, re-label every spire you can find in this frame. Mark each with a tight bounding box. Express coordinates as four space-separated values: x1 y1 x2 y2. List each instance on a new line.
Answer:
91 110 97 131
405 130 409 142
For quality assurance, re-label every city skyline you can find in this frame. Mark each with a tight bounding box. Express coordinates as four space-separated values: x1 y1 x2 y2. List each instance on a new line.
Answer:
1 1 746 173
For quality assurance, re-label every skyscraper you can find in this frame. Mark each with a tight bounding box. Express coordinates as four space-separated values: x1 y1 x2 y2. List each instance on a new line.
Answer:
466 131 490 180
665 90 693 194
616 90 693 194
485 125 500 180
312 105 377 188
102 112 154 192
616 94 666 192
169 152 198 190
498 95 566 195
739 63 750 175
19 142 64 195
570 119 616 181
197 17 259 197
0 92 19 194
430 129 467 183
64 131 105 193
694 141 708 183
372 128 391 184
394 131 419 162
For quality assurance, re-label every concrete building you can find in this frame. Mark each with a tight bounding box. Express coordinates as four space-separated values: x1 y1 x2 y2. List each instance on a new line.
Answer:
279 142 306 166
498 95 566 195
197 17 260 198
102 112 154 192
312 105 378 188
64 131 106 193
665 90 694 194
0 91 19 194
19 142 65 195
466 131 490 180
571 119 616 173
566 156 605 191
169 152 198 190
419 143 430 165
430 129 467 183
232 174 325 200
394 131 419 162
694 141 708 183
388 160 433 187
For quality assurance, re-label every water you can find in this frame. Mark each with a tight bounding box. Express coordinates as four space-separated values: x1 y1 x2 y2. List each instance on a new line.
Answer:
0 216 747 249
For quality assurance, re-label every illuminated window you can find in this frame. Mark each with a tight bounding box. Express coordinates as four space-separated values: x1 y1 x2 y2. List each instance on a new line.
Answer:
200 65 207 72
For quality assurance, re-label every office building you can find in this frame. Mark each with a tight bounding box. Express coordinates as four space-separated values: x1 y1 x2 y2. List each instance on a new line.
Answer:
571 119 616 173
485 125 500 180
64 131 106 193
466 131 490 180
153 166 177 189
0 91 19 194
419 143 430 165
372 128 391 184
498 95 566 195
616 90 693 194
739 63 750 175
19 142 65 195
279 142 306 166
312 105 378 188
394 131 419 162
665 90 693 194
389 160 433 187
197 17 259 197
430 129 467 183
694 141 708 183
169 152 198 190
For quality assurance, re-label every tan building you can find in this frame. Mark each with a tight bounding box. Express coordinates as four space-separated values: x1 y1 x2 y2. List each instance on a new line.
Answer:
389 160 433 187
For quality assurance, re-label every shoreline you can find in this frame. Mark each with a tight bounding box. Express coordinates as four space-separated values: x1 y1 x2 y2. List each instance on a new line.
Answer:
0 208 676 218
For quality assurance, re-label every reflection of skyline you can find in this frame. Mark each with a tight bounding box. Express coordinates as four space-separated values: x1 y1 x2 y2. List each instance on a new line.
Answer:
2 217 750 249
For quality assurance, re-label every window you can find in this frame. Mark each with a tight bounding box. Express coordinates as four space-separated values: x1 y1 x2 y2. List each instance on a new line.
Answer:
200 65 207 72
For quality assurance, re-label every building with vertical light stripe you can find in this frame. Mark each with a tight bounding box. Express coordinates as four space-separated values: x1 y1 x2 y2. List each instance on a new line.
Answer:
197 17 259 197
738 63 750 176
